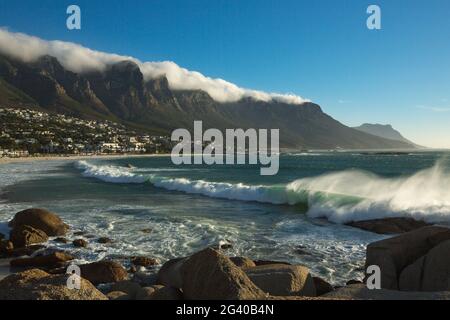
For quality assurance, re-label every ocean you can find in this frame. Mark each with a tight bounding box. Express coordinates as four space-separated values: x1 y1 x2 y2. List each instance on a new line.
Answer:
1 151 450 285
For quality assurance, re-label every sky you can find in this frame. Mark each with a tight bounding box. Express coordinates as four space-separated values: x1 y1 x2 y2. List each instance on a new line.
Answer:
0 0 449 148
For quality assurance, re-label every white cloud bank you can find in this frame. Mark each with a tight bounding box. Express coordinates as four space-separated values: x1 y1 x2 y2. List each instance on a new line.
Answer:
0 29 309 105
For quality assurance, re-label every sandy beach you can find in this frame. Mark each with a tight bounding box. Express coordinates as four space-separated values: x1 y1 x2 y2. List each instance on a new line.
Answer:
0 154 171 165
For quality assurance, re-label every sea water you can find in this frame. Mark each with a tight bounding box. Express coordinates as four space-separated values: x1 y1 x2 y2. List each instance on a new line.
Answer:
1 151 450 285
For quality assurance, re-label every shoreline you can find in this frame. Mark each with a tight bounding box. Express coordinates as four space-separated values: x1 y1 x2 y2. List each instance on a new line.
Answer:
0 153 172 165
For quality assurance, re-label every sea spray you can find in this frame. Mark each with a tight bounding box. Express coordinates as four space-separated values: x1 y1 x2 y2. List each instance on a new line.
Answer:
75 159 450 224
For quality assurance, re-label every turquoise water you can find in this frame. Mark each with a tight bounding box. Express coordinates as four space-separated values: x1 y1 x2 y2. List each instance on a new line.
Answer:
1 151 450 285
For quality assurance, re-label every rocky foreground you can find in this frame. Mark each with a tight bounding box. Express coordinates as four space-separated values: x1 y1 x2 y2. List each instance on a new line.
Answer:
0 208 449 300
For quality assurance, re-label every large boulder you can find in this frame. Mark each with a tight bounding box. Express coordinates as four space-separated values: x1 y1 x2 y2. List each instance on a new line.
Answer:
9 208 69 236
244 264 316 297
79 261 128 285
10 252 74 269
399 240 450 292
347 217 430 235
157 257 186 289
9 225 49 248
180 248 267 300
324 283 450 300
365 226 450 289
0 269 107 300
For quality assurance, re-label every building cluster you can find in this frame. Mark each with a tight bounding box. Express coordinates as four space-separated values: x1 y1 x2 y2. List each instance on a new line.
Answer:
0 107 174 157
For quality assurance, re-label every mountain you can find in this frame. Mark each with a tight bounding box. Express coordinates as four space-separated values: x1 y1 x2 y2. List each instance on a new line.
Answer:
0 53 416 150
353 123 422 148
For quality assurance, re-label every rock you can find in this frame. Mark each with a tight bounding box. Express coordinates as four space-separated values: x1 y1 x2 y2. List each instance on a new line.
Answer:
157 257 186 288
0 233 4 240
136 286 157 300
141 228 152 234
131 256 159 267
365 226 450 290
108 280 142 299
324 283 450 300
313 277 334 296
97 237 113 244
129 265 137 273
134 272 158 287
244 264 316 297
254 260 291 266
180 248 267 300
10 252 74 269
347 217 430 235
54 237 68 244
73 231 86 236
79 261 128 285
230 257 256 268
399 240 450 292
106 291 130 300
73 239 88 248
9 245 46 257
9 225 49 248
0 240 14 255
346 279 363 286
148 286 183 300
9 208 69 236
0 269 107 300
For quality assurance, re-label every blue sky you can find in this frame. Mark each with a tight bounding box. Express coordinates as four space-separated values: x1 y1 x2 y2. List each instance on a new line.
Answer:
1 0 450 147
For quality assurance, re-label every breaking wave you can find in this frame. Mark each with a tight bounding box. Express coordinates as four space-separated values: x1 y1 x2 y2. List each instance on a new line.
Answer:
75 160 450 224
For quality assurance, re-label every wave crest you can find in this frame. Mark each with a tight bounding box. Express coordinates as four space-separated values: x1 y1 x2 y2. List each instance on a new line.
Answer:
75 160 450 224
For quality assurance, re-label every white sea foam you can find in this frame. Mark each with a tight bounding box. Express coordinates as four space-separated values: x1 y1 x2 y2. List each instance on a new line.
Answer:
75 160 450 224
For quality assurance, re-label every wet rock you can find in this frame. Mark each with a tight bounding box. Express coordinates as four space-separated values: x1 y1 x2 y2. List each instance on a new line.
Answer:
313 277 334 296
10 251 74 269
244 264 316 297
181 248 267 300
54 237 68 244
346 279 363 286
9 245 46 257
0 240 13 256
0 269 107 300
79 261 128 285
254 260 291 266
141 228 152 234
230 257 256 268
9 225 49 248
9 208 69 236
97 237 113 244
131 256 159 267
347 217 430 235
72 239 88 248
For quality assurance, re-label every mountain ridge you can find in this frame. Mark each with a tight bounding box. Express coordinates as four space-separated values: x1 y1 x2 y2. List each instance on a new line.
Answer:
0 53 416 150
353 123 422 148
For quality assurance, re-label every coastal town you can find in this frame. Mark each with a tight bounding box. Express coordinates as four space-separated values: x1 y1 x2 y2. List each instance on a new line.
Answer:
0 107 175 158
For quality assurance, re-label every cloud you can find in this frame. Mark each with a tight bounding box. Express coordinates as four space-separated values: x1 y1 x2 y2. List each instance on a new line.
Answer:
417 105 450 113
0 28 309 105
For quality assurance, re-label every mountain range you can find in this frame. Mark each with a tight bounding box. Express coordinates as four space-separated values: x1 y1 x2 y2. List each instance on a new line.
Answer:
353 123 421 148
0 54 416 150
